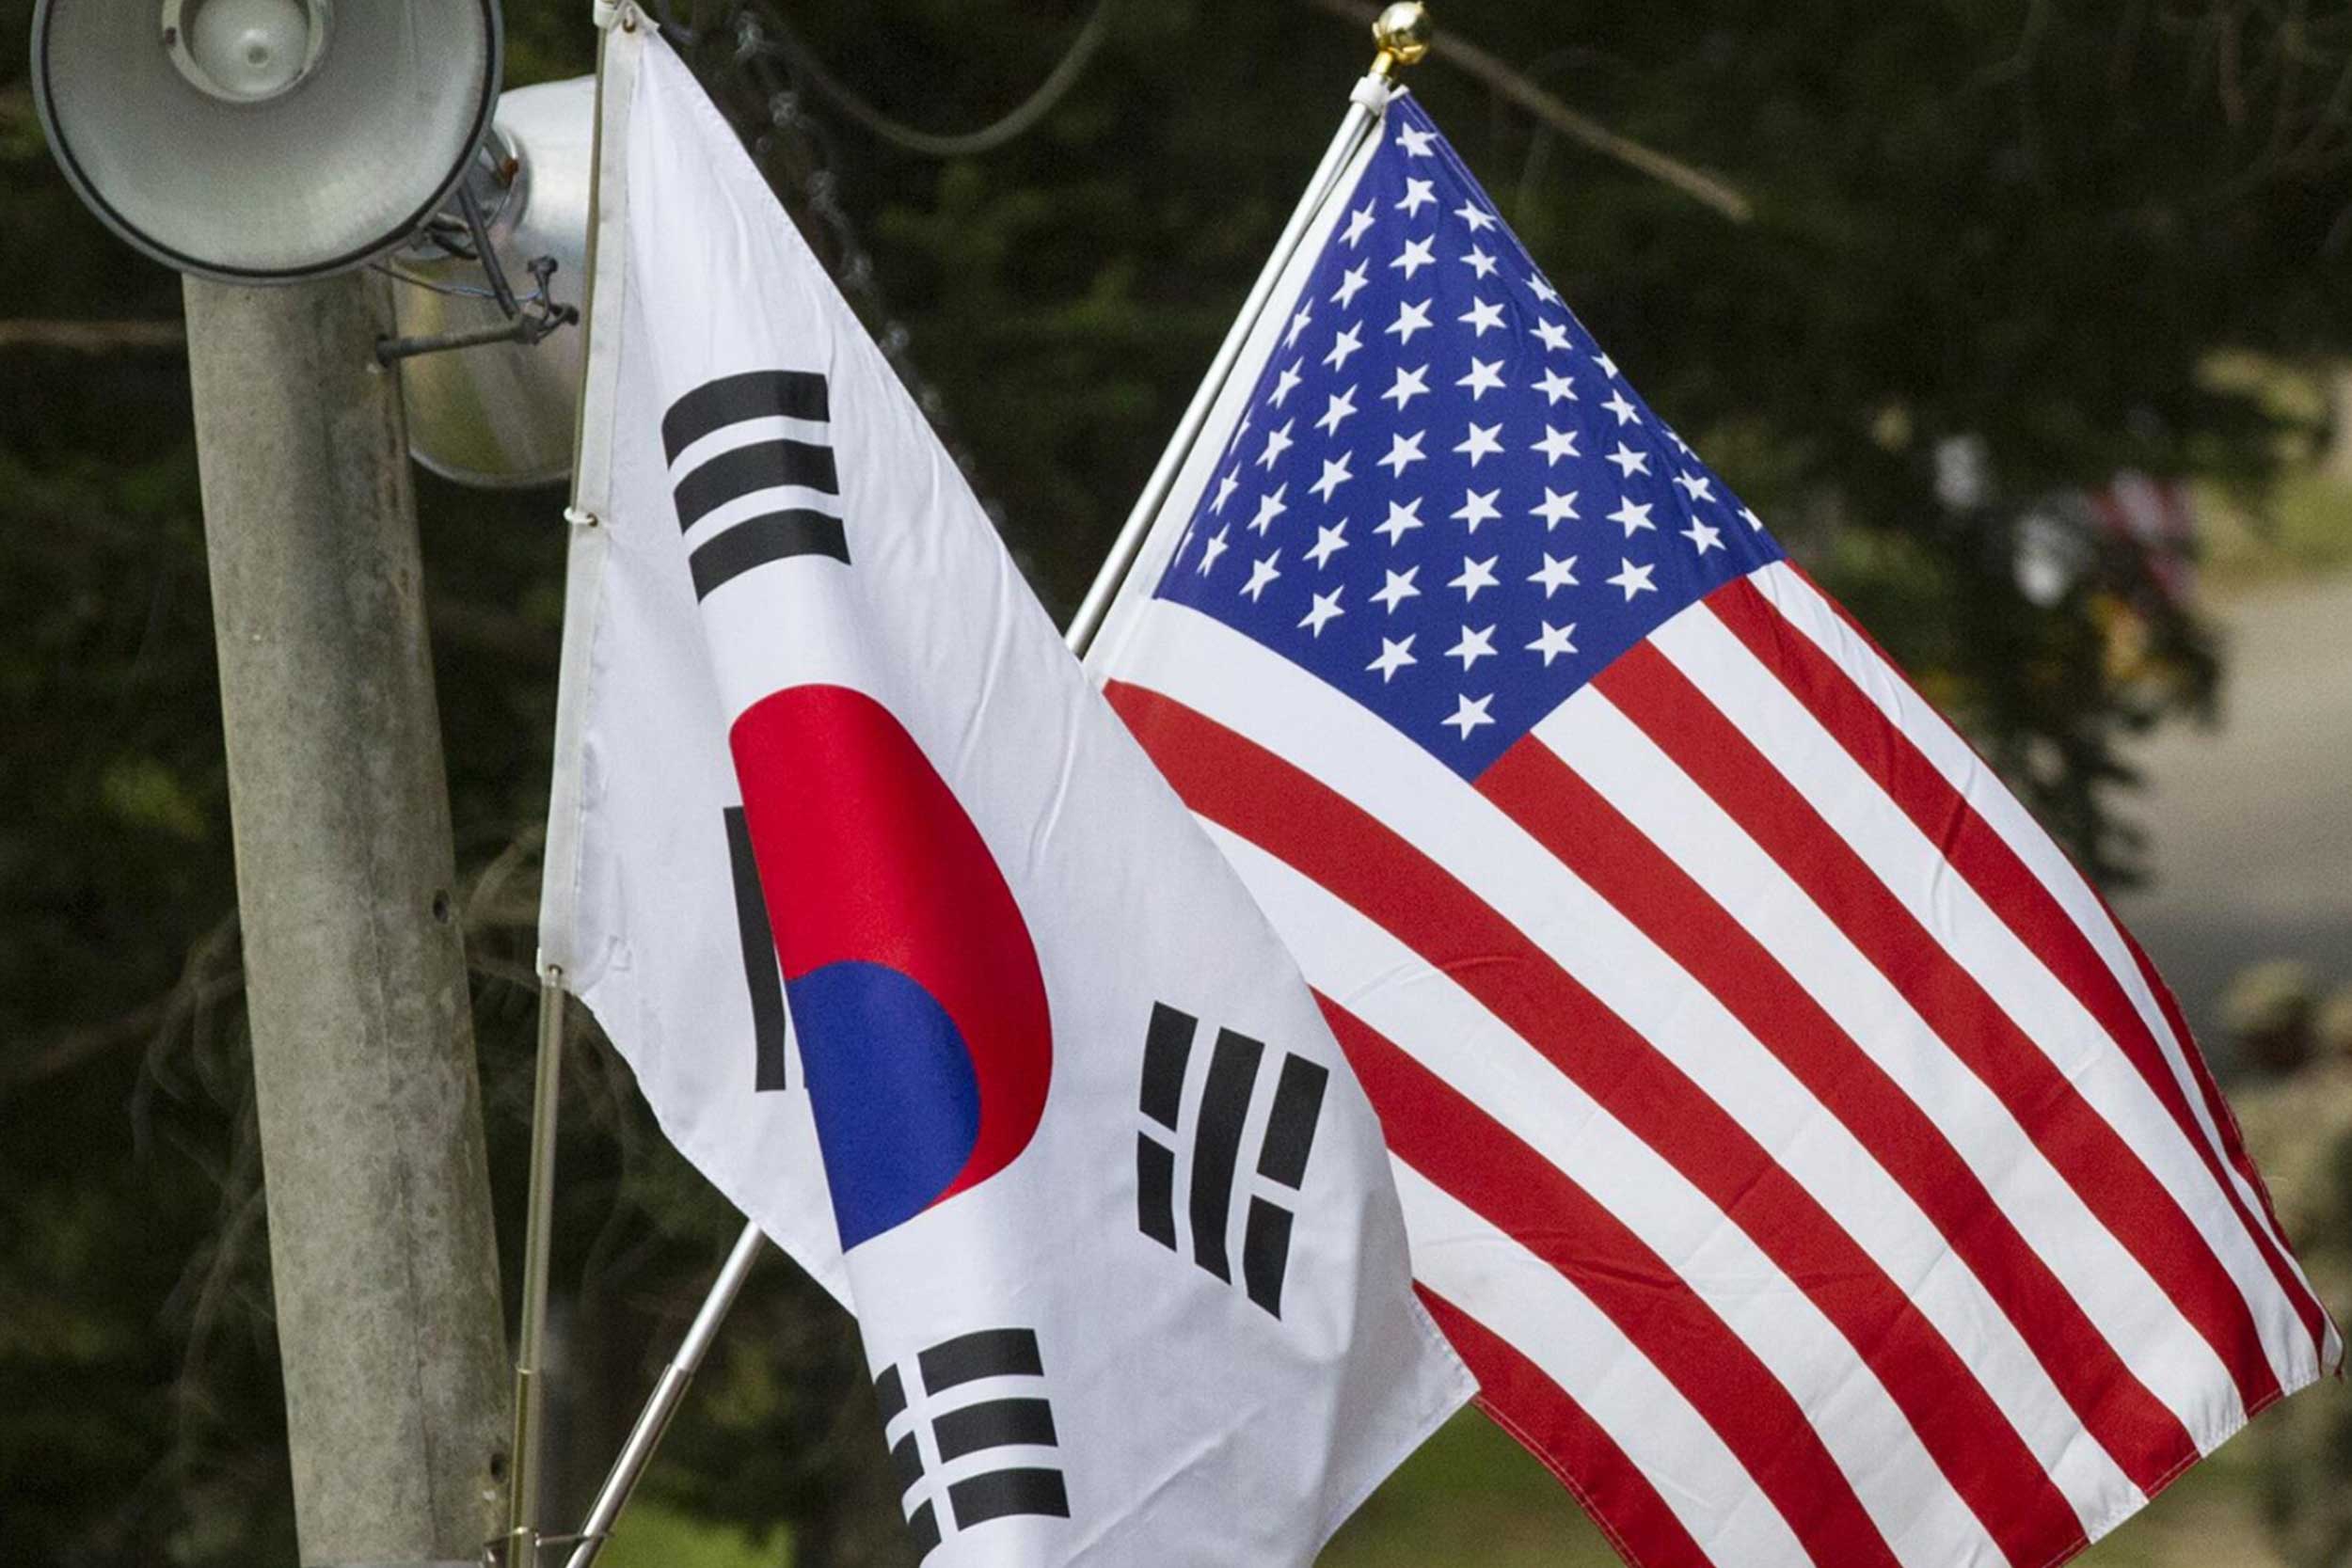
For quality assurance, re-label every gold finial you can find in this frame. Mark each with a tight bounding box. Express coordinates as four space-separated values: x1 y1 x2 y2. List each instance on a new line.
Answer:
1370 2 1434 78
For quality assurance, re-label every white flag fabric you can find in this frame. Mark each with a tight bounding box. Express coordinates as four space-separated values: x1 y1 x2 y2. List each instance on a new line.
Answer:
537 22 1471 1566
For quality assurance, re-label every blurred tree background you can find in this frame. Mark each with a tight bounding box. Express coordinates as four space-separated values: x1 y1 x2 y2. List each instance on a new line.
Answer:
4 1 2350 1564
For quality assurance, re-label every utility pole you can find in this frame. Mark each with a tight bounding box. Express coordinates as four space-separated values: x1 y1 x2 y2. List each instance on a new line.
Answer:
183 271 512 1565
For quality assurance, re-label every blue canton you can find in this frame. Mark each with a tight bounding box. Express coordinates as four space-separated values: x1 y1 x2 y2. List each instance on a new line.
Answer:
1152 97 1783 780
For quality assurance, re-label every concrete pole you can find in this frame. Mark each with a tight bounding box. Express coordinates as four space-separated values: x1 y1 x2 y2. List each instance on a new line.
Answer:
183 271 512 1566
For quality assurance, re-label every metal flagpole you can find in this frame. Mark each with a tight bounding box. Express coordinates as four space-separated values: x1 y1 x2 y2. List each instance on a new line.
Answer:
505 0 638 1558
502 968 568 1566
550 9 1435 1564
554 1223 766 1568
1063 2 1432 652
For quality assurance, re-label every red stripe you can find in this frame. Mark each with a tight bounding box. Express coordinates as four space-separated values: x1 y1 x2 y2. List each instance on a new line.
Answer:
1118 681 2084 1559
2117 918 2313 1334
1719 572 2329 1362
1596 636 2284 1417
1311 993 1898 1568
1416 1284 1717 1568
1110 681 1931 1567
1484 733 2196 1497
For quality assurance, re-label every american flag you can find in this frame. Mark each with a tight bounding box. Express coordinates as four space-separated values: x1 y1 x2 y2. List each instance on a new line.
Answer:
1090 93 2339 1567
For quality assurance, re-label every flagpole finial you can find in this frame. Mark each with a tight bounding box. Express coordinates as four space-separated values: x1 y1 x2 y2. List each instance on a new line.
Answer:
1370 3 1434 78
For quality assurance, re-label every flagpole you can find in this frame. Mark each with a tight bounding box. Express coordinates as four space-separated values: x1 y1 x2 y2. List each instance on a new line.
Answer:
554 1223 765 1568
507 3 636 1560
551 11 1433 1564
1062 1 1431 654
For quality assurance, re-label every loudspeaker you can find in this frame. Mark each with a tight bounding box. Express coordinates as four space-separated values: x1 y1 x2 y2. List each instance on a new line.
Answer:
32 0 502 282
394 75 594 487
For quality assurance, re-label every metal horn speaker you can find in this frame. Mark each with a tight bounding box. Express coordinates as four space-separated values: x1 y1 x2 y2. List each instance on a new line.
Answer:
31 0 502 282
390 75 595 488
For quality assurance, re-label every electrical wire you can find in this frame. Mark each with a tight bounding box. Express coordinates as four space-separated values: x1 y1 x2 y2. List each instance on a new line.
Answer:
731 0 1121 160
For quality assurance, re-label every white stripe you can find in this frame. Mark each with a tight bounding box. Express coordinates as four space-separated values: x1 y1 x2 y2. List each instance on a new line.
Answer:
1140 641 2006 1566
667 411 834 477
1393 1164 1809 1568
1203 821 1847 1568
1652 600 2307 1405
1535 686 2186 1519
680 485 846 549
1752 562 2337 1370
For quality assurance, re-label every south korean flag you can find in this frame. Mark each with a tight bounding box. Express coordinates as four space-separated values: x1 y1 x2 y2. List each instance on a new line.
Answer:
538 21 1471 1565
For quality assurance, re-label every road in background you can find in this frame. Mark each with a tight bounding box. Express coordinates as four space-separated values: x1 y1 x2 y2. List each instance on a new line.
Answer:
2116 571 2352 1062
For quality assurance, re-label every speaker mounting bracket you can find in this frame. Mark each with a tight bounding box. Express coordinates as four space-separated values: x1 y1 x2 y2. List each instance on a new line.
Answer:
375 181 578 365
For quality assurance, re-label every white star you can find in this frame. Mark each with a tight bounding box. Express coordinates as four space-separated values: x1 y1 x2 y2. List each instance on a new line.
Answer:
1270 358 1303 405
1456 357 1505 401
1532 488 1581 529
1449 554 1501 601
1447 623 1499 670
1386 297 1435 345
1343 202 1376 247
1667 428 1693 455
1258 418 1295 469
1454 421 1504 467
1306 518 1350 568
1382 363 1431 410
1378 429 1428 478
1210 468 1240 515
1397 125 1438 157
1740 505 1765 531
1248 483 1289 535
1674 471 1716 503
1372 565 1422 612
1461 245 1499 279
1309 451 1354 503
1595 352 1620 377
1331 262 1371 309
1682 517 1724 555
1242 549 1282 601
1608 498 1656 536
1532 318 1574 353
1367 635 1417 683
1397 177 1438 215
1533 425 1581 465
1534 368 1578 405
1607 557 1658 600
1298 586 1345 637
1284 307 1312 349
1455 200 1498 232
1529 552 1580 596
1527 622 1580 665
1452 488 1502 532
1324 324 1364 372
1442 693 1496 738
1602 388 1640 425
1527 273 1562 305
1606 442 1651 479
1316 386 1359 436
1458 297 1506 337
1198 525 1231 575
1375 497 1426 546
1389 235 1438 279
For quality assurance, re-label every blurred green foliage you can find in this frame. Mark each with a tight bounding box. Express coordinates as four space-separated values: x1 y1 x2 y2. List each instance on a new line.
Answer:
4 1 2349 1564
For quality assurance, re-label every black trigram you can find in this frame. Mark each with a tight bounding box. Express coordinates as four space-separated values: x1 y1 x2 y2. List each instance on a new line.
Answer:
873 1327 1070 1559
661 370 849 599
721 807 788 1092
1136 1003 1329 1318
